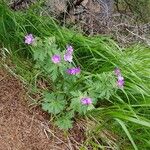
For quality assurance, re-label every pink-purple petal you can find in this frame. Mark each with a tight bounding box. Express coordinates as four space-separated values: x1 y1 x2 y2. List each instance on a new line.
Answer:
64 53 73 62
67 45 73 54
117 79 124 88
51 55 61 64
66 67 81 75
25 34 35 45
114 68 121 76
81 97 92 105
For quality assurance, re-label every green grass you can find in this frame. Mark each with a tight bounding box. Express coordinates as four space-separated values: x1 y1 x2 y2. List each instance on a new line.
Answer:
0 2 150 149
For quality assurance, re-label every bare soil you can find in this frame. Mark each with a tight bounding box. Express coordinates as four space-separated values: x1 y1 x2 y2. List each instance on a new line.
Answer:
0 68 85 150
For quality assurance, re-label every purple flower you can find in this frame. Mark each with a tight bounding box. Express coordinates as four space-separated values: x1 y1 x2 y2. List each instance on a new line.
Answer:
81 97 92 105
64 53 73 62
114 67 125 88
51 55 61 64
118 75 124 81
114 68 121 76
25 34 35 44
117 79 124 88
64 45 74 62
117 75 124 88
67 45 73 54
66 67 81 75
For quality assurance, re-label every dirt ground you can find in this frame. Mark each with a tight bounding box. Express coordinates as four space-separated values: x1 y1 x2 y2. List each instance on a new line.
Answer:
0 68 85 150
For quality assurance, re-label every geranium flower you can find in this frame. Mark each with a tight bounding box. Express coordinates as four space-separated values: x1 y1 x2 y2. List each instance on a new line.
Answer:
64 45 74 62
117 75 124 88
66 67 80 75
114 68 125 88
81 97 92 105
51 55 61 64
64 53 73 62
25 34 35 44
66 45 73 53
114 68 121 76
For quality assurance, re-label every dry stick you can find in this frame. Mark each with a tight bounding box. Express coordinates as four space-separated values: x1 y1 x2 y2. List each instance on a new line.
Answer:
70 136 82 148
126 28 150 46
40 123 71 149
19 111 70 148
43 128 49 139
67 136 74 150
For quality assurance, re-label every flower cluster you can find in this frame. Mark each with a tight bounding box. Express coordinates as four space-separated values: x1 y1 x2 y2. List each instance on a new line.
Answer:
114 68 124 88
51 45 73 64
24 34 93 107
51 45 80 75
51 45 91 105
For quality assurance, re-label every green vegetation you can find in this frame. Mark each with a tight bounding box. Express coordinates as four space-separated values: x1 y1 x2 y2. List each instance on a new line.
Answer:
0 1 150 150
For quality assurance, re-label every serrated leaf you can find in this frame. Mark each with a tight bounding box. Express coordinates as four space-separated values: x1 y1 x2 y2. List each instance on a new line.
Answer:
70 98 81 110
70 91 82 97
51 68 58 81
33 46 47 61
59 64 66 77
44 93 55 102
70 98 88 114
87 72 117 99
66 110 75 118
55 116 73 130
42 100 66 114
44 63 59 81
44 62 55 73
87 104 95 111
